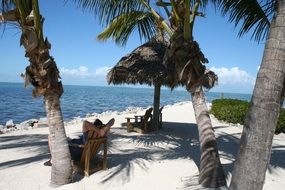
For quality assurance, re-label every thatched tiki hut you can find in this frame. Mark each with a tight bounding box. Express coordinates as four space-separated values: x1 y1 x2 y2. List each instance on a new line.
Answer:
107 38 167 130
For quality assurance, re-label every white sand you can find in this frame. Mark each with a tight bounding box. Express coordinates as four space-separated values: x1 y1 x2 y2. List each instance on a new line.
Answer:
0 101 284 190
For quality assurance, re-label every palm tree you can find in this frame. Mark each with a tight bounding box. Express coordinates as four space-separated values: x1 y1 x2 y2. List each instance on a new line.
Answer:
0 0 72 186
72 0 226 187
214 0 285 189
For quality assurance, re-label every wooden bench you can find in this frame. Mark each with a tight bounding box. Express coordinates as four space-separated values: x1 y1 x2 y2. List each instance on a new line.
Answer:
126 107 153 133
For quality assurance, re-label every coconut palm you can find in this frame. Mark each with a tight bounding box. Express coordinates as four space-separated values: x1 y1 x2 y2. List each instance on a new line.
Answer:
0 0 72 186
213 0 285 189
72 0 226 187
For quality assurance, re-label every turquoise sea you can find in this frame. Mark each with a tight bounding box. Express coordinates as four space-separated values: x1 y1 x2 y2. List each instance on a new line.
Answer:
0 82 251 125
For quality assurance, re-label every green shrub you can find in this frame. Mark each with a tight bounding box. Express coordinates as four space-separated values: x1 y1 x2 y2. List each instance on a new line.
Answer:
276 109 285 134
210 98 285 134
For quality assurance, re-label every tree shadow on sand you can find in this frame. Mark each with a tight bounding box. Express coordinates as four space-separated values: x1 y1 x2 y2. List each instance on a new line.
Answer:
157 124 285 189
0 134 50 169
93 121 201 185
214 128 285 177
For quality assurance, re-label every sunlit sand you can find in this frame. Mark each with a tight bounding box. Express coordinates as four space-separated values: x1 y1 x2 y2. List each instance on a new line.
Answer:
0 101 284 190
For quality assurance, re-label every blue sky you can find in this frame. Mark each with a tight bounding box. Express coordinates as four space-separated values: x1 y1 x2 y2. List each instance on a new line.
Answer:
0 1 265 94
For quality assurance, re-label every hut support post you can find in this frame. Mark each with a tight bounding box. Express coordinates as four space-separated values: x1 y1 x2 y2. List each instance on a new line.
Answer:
152 83 161 130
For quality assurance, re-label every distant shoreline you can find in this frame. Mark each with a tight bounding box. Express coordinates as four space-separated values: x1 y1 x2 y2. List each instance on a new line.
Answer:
0 81 252 95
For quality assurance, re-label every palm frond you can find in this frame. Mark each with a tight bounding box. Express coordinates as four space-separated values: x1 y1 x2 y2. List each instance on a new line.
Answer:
97 11 156 46
197 0 209 9
1 0 15 12
213 0 275 42
71 0 146 25
0 0 16 31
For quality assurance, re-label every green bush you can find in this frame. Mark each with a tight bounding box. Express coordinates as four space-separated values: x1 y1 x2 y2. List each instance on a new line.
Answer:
210 98 285 134
276 109 285 134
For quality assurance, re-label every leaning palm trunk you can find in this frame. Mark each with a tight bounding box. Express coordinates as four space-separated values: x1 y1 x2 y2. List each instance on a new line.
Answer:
20 12 72 188
27 52 72 186
157 2 226 187
229 1 285 190
23 31 72 187
1 1 72 186
191 88 226 187
163 29 226 187
21 20 73 187
45 93 72 186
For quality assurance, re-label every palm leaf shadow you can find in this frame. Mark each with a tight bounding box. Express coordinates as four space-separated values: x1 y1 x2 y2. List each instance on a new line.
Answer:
180 126 285 189
74 122 285 186
215 129 285 176
0 134 50 169
99 121 201 184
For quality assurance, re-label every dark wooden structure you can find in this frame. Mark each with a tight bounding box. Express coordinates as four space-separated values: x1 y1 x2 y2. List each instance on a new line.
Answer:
126 107 153 133
70 130 108 176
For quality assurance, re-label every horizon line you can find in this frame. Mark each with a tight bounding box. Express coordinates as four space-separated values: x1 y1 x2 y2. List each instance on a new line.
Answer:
0 81 252 95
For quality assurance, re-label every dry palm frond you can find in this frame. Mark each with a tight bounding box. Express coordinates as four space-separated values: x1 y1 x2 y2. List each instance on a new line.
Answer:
163 29 217 91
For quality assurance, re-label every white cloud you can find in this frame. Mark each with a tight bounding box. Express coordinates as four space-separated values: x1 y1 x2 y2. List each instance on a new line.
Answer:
59 65 112 86
211 67 255 85
60 66 90 77
60 66 111 77
95 67 111 76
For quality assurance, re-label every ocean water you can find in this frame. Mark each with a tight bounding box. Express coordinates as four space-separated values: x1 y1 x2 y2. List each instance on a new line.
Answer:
0 82 251 125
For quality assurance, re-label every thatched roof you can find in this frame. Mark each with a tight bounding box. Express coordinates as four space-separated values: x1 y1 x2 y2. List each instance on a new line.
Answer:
107 38 168 86
107 35 218 92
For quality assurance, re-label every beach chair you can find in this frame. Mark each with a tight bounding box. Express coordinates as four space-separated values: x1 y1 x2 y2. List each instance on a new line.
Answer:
69 130 108 177
125 107 153 133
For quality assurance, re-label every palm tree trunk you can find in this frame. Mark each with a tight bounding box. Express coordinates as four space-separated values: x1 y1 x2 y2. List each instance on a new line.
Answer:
27 50 73 186
191 88 226 188
162 26 225 187
1 1 73 186
229 1 285 190
45 93 72 186
152 83 161 130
